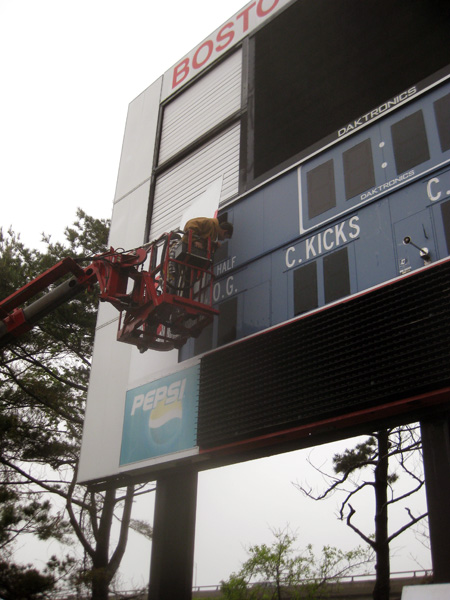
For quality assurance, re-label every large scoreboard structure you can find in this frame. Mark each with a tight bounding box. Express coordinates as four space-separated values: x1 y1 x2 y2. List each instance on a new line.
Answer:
79 0 450 489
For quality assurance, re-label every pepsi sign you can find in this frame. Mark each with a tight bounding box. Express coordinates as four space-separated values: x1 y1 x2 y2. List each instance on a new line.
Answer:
120 363 200 465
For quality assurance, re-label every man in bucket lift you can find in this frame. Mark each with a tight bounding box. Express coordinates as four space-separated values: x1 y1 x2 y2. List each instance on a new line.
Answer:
183 217 233 249
168 217 233 298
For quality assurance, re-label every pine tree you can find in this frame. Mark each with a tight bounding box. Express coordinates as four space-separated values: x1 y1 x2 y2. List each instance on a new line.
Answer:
295 427 428 600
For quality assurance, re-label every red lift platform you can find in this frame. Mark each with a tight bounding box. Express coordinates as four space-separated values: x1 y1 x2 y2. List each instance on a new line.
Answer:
0 230 218 352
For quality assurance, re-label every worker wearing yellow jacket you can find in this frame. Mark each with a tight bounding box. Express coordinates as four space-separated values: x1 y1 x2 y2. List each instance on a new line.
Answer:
183 217 233 250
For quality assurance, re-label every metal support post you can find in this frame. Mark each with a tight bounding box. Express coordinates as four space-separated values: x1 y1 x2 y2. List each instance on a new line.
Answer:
148 469 198 600
421 414 450 583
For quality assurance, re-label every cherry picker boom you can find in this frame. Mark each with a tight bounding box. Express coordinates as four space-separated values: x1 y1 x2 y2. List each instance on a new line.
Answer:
0 230 218 352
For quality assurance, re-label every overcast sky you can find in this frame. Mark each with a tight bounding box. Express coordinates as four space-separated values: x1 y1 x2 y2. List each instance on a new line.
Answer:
1 0 432 591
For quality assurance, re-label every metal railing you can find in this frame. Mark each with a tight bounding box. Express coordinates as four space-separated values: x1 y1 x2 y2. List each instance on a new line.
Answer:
191 569 433 594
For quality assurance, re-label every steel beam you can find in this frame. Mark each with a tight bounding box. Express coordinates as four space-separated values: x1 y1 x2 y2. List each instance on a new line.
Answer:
421 414 450 583
148 470 198 600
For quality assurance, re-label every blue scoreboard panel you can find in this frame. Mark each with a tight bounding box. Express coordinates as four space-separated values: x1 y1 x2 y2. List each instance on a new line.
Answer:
179 79 450 458
182 82 450 359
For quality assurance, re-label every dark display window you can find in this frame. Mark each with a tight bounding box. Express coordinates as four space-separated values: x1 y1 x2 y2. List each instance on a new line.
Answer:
441 200 450 254
323 247 350 305
434 92 450 152
194 322 213 356
294 261 318 315
217 297 237 346
307 160 336 219
252 0 450 181
343 139 376 200
391 111 430 174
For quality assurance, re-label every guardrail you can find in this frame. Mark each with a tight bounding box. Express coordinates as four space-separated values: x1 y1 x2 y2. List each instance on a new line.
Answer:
191 569 433 594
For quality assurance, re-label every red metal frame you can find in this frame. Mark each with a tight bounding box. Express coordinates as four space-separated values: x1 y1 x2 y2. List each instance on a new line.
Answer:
0 231 218 352
112 231 218 351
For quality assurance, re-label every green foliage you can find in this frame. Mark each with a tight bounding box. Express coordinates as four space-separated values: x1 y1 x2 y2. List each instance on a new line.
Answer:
332 436 400 487
0 561 55 600
221 574 252 600
333 437 377 474
129 518 154 540
221 528 372 600
0 487 70 551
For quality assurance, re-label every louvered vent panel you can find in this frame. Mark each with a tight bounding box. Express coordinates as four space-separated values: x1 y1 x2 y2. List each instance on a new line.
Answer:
159 50 242 164
198 260 450 448
150 124 240 239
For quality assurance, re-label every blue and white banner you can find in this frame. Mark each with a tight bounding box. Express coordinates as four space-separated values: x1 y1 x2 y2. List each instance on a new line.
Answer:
120 364 199 466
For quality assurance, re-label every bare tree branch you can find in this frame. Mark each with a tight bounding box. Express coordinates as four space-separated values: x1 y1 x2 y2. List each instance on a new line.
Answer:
345 505 375 548
388 509 428 544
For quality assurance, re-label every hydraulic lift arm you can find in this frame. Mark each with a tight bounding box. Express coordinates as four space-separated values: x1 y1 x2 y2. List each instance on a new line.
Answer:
0 231 218 353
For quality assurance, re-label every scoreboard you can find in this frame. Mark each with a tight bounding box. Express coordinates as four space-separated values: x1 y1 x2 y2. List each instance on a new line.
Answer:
78 0 450 485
